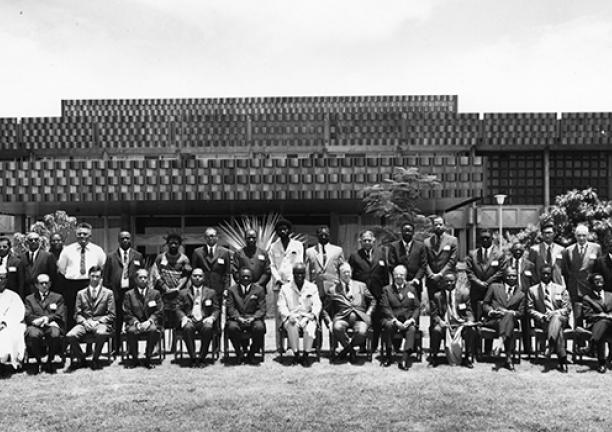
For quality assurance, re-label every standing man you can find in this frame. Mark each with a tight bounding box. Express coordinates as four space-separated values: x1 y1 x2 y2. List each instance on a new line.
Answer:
226 268 267 365
482 267 526 371
380 265 420 369
232 229 271 290
0 236 25 299
20 232 57 300
528 222 565 286
563 224 601 328
176 268 219 367
348 230 388 353
24 273 65 374
191 227 232 301
528 265 571 373
122 269 163 369
424 216 458 303
103 230 144 351
465 230 505 321
277 263 321 366
593 237 612 293
57 222 106 329
0 273 26 372
305 225 345 296
65 266 115 370
150 233 191 333
269 218 304 352
387 222 427 298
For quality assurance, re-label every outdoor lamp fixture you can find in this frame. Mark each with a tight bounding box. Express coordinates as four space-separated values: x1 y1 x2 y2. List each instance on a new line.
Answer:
494 194 507 246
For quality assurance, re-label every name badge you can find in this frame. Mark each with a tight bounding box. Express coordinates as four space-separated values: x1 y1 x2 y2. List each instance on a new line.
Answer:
554 294 562 301
458 303 467 310
491 260 499 267
8 266 16 272
443 245 451 251
525 270 532 277
589 254 597 260
160 256 168 266
134 260 141 266
218 258 225 264
204 299 212 307
555 254 562 260
250 295 258 300
49 303 57 311
147 300 157 307
379 260 385 267
258 254 265 261
407 292 415 299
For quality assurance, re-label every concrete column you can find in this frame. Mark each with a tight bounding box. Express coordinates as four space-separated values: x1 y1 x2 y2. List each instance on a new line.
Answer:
543 149 550 209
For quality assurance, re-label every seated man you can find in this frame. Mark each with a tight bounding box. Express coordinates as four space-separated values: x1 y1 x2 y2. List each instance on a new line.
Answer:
0 273 26 372
430 272 476 368
380 265 420 370
176 268 219 367
528 265 571 373
327 262 375 363
277 263 322 366
226 268 267 365
65 266 116 370
582 272 612 373
482 267 525 371
122 269 163 369
24 273 65 374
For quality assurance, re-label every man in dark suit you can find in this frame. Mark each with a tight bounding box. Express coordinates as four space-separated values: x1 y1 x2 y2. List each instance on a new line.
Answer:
563 224 601 328
231 229 271 290
191 227 231 301
24 273 65 374
176 268 220 367
582 273 612 373
102 230 145 351
388 223 427 298
20 232 57 300
122 269 163 369
380 265 420 370
348 230 388 352
226 267 267 365
482 267 526 371
528 265 571 373
528 222 565 287
593 237 612 293
430 272 476 368
65 265 115 370
424 216 458 303
465 230 504 321
0 236 25 299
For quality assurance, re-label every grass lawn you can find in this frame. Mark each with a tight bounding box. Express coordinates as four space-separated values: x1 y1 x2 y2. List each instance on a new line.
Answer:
2 319 612 432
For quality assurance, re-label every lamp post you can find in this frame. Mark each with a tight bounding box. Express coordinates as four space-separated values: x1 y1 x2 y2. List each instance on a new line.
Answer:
494 194 507 247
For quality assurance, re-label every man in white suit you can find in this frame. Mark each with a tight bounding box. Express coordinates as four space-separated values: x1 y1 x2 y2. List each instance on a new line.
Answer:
528 265 571 373
305 225 345 297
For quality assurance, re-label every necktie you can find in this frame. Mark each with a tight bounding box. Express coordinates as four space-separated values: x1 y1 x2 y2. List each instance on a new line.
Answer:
507 286 513 301
321 244 327 265
543 285 553 311
80 246 86 275
579 246 585 258
483 248 488 263
30 252 35 264
122 250 129 280
366 250 371 262
193 288 203 321
208 247 213 257
546 246 552 265
243 285 248 296
140 289 146 298
91 288 97 300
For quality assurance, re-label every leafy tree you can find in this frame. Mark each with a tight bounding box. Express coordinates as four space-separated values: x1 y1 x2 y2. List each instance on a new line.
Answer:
12 210 78 255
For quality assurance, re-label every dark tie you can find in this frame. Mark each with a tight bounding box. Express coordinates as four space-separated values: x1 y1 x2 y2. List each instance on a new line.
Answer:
80 246 87 275
208 247 213 257
321 244 327 264
122 251 129 280
514 259 519 271
507 286 513 301
30 252 34 264
483 248 488 263
546 246 552 265
366 250 371 262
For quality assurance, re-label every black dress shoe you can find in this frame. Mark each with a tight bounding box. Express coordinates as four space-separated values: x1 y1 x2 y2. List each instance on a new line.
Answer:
558 363 568 373
90 360 102 370
142 359 154 369
463 358 474 369
382 357 393 367
505 359 515 372
597 363 607 374
427 355 438 368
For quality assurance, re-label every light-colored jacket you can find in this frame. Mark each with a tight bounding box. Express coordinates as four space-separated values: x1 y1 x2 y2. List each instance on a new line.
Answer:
277 280 321 324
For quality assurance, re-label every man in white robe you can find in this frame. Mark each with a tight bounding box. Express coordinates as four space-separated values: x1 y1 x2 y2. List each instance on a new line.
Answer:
0 273 26 370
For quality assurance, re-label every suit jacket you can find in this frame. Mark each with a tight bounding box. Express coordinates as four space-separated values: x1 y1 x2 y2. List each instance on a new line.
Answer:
562 242 601 300
102 248 145 294
226 283 266 322
424 233 458 280
232 247 271 288
504 257 537 293
122 287 163 328
20 249 57 298
528 242 565 286
1 253 25 299
191 246 231 297
527 282 570 322
387 240 427 283
593 254 612 293
348 247 389 300
24 290 66 332
176 284 220 322
582 290 612 330
380 283 420 323
269 238 304 287
465 246 505 301
482 282 526 320
430 288 474 326
326 280 375 324
277 280 322 323
74 286 116 328
305 243 345 294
